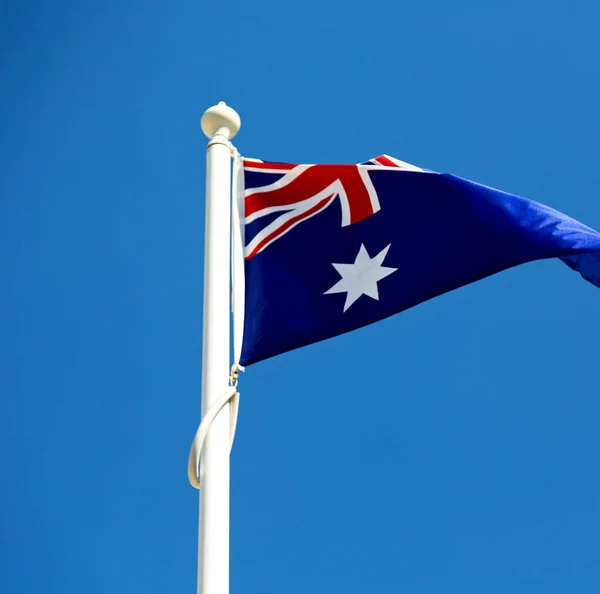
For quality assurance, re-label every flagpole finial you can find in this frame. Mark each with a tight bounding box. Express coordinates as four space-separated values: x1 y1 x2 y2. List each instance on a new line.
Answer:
201 101 241 140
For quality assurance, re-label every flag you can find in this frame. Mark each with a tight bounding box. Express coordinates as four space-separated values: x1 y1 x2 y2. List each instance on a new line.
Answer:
236 155 600 366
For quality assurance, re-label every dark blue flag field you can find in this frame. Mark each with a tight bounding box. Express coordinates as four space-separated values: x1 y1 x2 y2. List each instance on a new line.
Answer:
239 155 600 365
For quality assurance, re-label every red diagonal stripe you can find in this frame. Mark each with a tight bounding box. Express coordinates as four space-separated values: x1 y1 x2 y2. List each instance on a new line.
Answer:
243 160 297 171
246 195 334 259
374 155 400 167
245 164 374 223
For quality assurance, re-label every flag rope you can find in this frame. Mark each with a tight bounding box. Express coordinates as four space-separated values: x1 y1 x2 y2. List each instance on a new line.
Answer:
188 366 241 489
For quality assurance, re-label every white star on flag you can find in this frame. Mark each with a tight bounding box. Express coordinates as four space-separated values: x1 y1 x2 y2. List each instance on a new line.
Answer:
324 244 397 312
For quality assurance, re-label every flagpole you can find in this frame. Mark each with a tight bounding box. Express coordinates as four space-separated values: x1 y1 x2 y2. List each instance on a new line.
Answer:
198 102 240 594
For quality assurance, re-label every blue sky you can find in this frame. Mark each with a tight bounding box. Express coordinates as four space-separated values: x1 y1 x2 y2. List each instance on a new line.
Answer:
2 1 600 593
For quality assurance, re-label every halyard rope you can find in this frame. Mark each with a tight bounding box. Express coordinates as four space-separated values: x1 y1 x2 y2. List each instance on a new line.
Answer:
190 144 243 490
188 367 240 489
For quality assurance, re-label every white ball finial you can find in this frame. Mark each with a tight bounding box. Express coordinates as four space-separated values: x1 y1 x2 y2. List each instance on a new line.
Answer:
201 101 241 140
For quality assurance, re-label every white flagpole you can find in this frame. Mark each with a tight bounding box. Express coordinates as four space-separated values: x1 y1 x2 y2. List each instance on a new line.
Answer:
198 102 240 594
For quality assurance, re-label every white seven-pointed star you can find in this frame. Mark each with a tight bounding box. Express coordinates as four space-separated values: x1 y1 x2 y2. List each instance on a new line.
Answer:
324 244 397 312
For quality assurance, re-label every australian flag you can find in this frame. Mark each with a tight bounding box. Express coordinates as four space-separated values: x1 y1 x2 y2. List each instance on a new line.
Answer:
238 155 600 366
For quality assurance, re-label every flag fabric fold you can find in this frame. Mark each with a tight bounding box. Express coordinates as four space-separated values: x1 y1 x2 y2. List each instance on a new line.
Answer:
236 156 600 366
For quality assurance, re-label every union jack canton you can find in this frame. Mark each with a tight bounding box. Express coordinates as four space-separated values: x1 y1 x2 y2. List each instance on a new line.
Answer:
243 155 422 259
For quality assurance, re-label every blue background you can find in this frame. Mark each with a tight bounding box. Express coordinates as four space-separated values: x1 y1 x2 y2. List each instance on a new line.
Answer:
2 1 599 593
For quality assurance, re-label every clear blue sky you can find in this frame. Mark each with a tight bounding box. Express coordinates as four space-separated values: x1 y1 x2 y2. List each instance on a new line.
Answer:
2 1 600 592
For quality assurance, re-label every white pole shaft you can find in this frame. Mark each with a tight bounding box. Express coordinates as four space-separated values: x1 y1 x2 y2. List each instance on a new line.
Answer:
198 102 240 594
